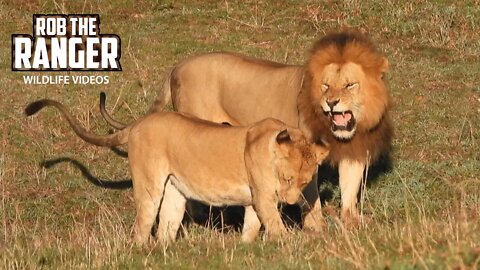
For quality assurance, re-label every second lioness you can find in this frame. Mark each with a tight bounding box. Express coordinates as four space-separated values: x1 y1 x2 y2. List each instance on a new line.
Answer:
25 99 329 244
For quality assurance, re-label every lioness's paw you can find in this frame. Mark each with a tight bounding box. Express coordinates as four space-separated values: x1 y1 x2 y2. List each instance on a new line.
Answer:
263 228 289 241
303 212 326 233
241 233 258 243
258 233 288 244
303 219 326 234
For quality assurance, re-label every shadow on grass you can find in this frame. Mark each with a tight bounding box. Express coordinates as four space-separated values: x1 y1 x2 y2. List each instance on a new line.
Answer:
41 157 132 189
183 202 245 233
317 152 394 204
109 146 128 158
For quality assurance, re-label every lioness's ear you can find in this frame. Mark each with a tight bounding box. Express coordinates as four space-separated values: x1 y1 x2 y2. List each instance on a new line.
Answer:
276 129 291 144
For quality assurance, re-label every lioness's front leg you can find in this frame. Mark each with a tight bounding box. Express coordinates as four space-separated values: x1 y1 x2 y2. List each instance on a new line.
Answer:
252 193 287 239
338 159 365 225
299 172 325 232
241 205 261 243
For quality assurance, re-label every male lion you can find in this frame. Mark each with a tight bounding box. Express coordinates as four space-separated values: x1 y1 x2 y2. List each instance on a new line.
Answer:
25 99 329 244
101 30 392 228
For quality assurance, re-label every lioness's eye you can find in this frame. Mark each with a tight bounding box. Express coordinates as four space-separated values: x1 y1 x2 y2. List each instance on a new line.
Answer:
321 84 329 92
287 177 293 185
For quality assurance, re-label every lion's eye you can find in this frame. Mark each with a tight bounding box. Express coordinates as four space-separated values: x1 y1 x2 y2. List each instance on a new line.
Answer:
321 84 329 92
346 82 358 90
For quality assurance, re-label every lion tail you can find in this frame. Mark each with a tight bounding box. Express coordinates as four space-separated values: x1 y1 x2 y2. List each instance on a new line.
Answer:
25 99 131 147
99 68 174 130
99 92 127 130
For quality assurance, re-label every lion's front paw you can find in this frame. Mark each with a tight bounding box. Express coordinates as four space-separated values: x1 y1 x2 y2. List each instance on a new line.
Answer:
341 209 360 229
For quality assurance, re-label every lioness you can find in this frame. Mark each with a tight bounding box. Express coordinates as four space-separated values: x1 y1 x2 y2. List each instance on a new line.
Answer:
25 99 329 244
101 30 393 228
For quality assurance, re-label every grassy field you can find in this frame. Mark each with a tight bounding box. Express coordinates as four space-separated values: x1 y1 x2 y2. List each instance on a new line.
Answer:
1 0 480 269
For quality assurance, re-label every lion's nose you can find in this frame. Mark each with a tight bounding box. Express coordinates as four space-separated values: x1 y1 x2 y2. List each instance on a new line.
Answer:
326 99 340 111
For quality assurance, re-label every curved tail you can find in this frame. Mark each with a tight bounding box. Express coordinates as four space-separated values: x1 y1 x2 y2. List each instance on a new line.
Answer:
25 99 131 147
99 69 174 130
99 92 127 130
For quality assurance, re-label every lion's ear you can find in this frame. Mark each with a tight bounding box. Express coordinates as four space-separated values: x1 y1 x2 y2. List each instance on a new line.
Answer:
381 57 389 72
380 57 389 79
313 139 330 164
314 145 330 164
276 129 291 144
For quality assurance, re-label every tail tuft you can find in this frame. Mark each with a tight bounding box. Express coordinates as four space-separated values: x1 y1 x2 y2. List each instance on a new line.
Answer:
100 92 107 106
25 100 48 116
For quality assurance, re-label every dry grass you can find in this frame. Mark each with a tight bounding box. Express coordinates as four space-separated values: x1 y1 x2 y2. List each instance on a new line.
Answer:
1 0 479 269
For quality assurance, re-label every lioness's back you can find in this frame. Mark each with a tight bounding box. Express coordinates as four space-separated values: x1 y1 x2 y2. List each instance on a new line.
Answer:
130 112 246 153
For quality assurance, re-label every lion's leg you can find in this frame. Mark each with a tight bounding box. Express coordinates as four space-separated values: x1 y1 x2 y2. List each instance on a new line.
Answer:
131 170 167 245
157 178 187 244
338 159 365 225
300 171 325 232
252 194 287 239
241 205 261 243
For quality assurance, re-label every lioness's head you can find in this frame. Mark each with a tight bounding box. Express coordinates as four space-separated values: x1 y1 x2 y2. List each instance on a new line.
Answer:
306 30 390 140
274 129 329 204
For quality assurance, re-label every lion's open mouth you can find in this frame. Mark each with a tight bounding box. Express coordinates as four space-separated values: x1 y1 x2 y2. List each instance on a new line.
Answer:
328 111 356 132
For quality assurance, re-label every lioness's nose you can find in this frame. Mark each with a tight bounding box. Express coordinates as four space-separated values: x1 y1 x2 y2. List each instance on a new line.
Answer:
326 99 339 110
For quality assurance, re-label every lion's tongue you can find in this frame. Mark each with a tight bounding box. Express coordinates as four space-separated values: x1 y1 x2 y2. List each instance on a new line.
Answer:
333 113 352 126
